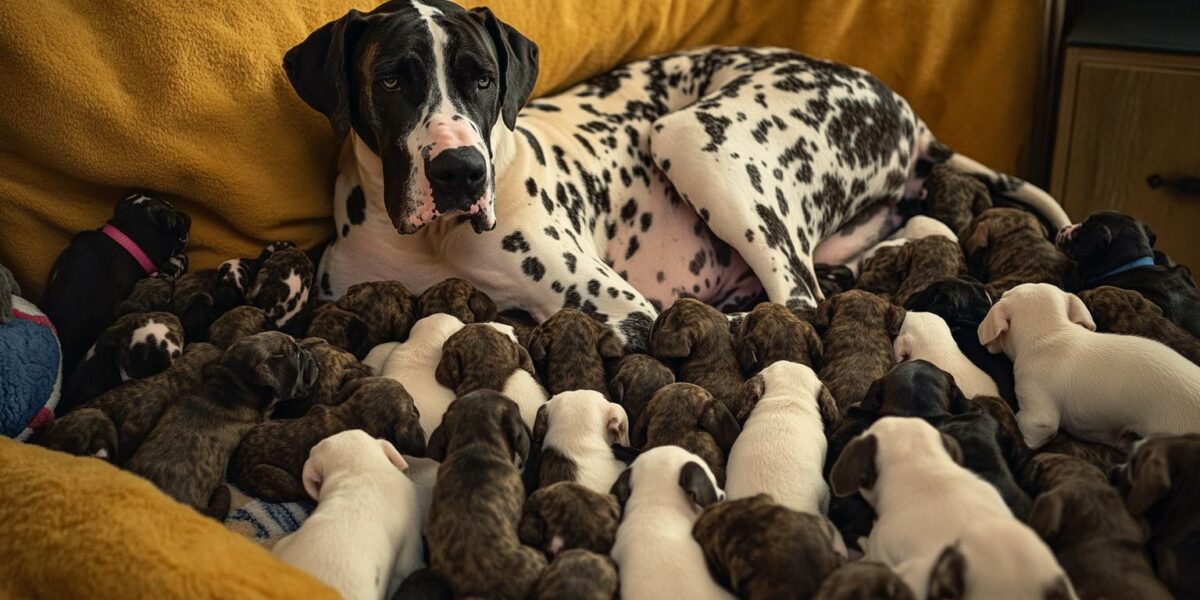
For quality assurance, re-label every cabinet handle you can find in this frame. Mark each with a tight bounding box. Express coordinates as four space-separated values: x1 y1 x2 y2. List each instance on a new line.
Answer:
1147 174 1200 195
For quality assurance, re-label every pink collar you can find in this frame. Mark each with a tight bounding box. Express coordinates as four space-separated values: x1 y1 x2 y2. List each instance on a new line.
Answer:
101 224 158 275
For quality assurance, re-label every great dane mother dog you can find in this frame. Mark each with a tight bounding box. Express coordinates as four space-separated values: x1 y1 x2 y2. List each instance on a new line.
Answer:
285 0 1069 350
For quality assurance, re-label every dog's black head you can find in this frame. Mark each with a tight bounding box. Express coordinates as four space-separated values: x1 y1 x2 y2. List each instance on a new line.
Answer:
111 193 191 276
284 0 539 234
211 331 319 410
855 360 966 424
903 276 992 330
1057 211 1156 272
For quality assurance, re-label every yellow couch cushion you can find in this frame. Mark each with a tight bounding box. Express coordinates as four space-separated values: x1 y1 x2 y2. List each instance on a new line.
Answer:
0 438 337 599
0 0 1045 298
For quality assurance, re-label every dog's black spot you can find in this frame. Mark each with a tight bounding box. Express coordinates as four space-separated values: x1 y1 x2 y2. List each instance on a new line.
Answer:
563 285 582 309
746 163 763 194
346 186 366 225
341 224 350 237
563 252 577 274
540 190 555 214
525 178 538 197
656 271 665 283
689 250 706 275
625 236 640 260
587 279 601 297
503 231 530 254
696 111 732 153
581 300 606 322
573 134 597 157
608 286 620 298
620 199 638 224
551 281 564 293
553 146 570 174
522 257 546 282
661 158 671 172
516 127 545 166
640 213 653 232
543 226 559 240
320 273 332 296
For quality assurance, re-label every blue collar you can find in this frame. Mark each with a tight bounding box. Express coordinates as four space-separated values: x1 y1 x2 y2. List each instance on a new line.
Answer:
1086 256 1156 286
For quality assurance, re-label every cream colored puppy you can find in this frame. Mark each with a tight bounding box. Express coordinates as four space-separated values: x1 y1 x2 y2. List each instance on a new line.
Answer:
894 311 999 398
978 283 1200 449
370 314 465 441
273 430 422 600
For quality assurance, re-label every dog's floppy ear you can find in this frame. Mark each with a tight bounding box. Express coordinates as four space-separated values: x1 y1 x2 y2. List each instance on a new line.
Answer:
378 438 409 471
818 385 841 432
649 316 695 359
630 398 652 449
1066 293 1096 331
699 399 741 453
679 461 721 509
941 433 964 465
426 423 450 462
434 341 464 391
518 494 549 550
885 304 906 338
740 373 766 422
977 301 1010 354
344 315 371 359
393 415 427 458
801 321 824 366
471 7 539 130
893 333 914 363
927 544 967 600
469 289 498 323
504 403 532 468
1124 445 1171 516
597 327 625 360
1073 223 1113 260
516 345 536 376
301 452 326 501
526 328 550 375
606 402 630 446
282 9 371 141
734 313 761 374
1028 489 1065 541
830 434 878 497
812 295 837 335
1141 221 1158 248
531 403 550 447
610 467 633 511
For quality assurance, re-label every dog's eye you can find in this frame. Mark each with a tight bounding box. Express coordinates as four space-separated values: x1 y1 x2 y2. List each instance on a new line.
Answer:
381 76 400 91
477 74 493 90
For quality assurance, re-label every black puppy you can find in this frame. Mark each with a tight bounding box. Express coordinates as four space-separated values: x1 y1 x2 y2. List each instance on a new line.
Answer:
937 411 1031 519
1058 211 1200 338
42 193 190 375
903 276 1016 408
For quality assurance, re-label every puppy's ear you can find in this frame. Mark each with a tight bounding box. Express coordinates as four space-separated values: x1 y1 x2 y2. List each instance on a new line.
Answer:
518 496 548 550
700 400 741 453
830 434 878 497
471 6 539 130
812 296 837 335
1073 224 1113 259
858 377 886 414
928 544 967 600
469 289 498 323
504 405 532 468
378 438 409 471
1028 489 1065 541
344 315 371 358
941 433 964 465
610 467 633 511
885 304 906 338
977 301 1010 354
802 322 824 366
1066 293 1096 331
597 327 625 360
434 343 464 391
606 402 630 446
893 333 913 363
527 328 549 374
301 453 325 501
531 404 550 447
650 317 695 359
426 424 449 462
734 315 760 374
1141 222 1158 248
679 461 721 509
1124 446 1171 516
818 385 841 432
516 346 536 376
630 400 652 449
393 416 427 458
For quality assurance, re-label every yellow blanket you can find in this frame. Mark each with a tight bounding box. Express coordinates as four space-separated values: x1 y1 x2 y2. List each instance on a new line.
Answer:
0 0 1045 300
0 438 336 599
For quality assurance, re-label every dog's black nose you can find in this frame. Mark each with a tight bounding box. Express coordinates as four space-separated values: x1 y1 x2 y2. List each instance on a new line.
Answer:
427 147 487 210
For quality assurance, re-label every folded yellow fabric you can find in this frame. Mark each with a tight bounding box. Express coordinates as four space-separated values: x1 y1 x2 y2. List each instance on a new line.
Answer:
0 438 337 599
0 0 1044 298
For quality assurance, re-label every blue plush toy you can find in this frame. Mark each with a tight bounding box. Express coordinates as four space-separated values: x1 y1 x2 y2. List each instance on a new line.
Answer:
0 264 61 440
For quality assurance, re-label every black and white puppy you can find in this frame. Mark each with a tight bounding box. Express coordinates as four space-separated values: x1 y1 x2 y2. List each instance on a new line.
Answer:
528 390 630 494
58 311 184 415
42 193 190 375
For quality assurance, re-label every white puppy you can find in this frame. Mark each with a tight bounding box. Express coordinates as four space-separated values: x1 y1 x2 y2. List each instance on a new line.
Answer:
894 311 999 398
273 430 422 600
611 445 733 600
978 283 1200 448
830 417 1021 597
401 455 439 535
370 313 465 440
533 390 630 494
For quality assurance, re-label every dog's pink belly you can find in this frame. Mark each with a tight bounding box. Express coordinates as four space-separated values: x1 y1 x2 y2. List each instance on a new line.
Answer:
605 200 762 311
812 201 901 267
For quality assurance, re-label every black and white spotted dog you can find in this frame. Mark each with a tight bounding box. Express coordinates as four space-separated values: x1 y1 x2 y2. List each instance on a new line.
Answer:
285 0 1069 349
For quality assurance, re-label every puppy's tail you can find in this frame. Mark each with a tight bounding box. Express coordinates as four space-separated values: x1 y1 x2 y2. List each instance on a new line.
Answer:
940 148 1071 231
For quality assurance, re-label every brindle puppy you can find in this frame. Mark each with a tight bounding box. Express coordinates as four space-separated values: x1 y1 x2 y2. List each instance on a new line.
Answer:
813 290 906 411
418 277 498 323
426 391 545 599
228 377 425 502
125 332 316 518
245 246 314 332
938 411 1031 519
855 244 904 299
496 308 539 349
693 494 843 599
814 263 856 299
890 236 968 306
308 280 418 358
607 354 674 427
437 324 534 396
1021 452 1110 497
960 208 1071 298
921 162 992 234
1037 433 1127 476
814 561 915 600
519 482 620 558
1081 286 1200 366
632 383 740 485
59 311 185 415
535 550 618 600
35 343 220 464
734 302 823 376
271 337 374 419
393 569 453 600
528 309 624 396
960 394 1031 475
1028 454 1172 600
207 305 272 350
171 269 245 342
650 298 745 416
114 275 174 317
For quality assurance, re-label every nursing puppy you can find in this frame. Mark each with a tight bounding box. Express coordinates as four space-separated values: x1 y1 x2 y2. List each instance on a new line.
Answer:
979 283 1200 448
813 290 906 411
370 313 464 441
126 332 316 517
856 244 904 298
960 393 1031 475
894 311 999 399
207 305 272 350
1115 434 1200 598
961 208 1070 298
272 337 374 419
35 343 220 464
519 481 621 558
42 193 190 375
608 353 674 426
938 411 1031 519
59 311 184 415
920 163 993 234
650 298 745 416
921 517 1075 600
425 391 544 600
1080 286 1200 366
417 277 497 323
308 280 418 359
534 550 618 600
888 236 968 306
1025 454 1171 599
726 362 838 514
273 430 423 600
1059 210 1200 338
814 561 915 600
632 383 740 485
528 309 624 396
610 445 732 600
733 302 822 376
694 494 843 599
245 245 315 332
436 322 546 428
1037 433 1127 477
904 276 1016 407
529 391 629 493
229 377 425 503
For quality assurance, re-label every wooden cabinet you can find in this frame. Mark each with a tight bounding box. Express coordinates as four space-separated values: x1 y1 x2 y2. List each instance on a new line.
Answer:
1051 47 1200 268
